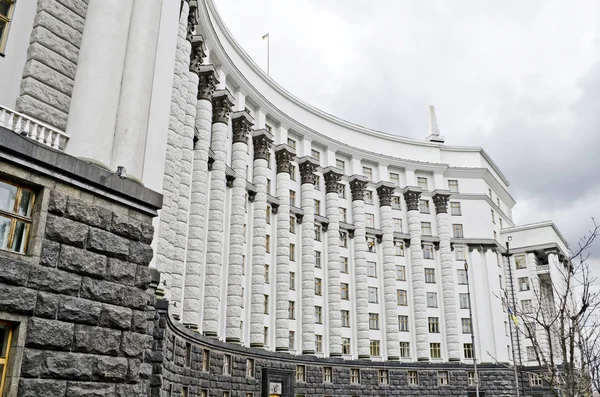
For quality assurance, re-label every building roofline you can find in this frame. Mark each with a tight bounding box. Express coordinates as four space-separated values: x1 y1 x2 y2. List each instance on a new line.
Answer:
500 221 570 251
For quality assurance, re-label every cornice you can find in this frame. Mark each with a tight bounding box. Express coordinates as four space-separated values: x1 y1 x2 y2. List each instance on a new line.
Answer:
500 221 570 253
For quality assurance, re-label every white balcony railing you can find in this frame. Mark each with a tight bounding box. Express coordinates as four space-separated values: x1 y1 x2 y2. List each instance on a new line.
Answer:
0 105 69 150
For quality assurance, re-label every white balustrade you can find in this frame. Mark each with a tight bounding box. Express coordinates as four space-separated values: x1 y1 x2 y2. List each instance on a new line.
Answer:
0 105 69 150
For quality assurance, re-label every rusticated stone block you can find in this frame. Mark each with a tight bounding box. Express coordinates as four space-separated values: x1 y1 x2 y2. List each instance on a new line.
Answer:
66 196 112 230
59 245 107 278
48 189 67 215
0 256 30 286
100 304 132 330
45 214 88 247
127 358 141 382
121 285 149 310
129 240 154 265
58 296 102 325
73 324 121 356
131 310 147 334
66 381 116 397
80 277 122 305
26 317 73 350
106 258 137 286
93 355 129 382
44 351 94 380
135 265 152 289
19 379 67 397
20 349 45 377
87 227 129 259
28 265 82 296
121 331 148 359
35 291 59 318
0 284 37 314
115 383 142 397
111 212 144 241
40 239 60 267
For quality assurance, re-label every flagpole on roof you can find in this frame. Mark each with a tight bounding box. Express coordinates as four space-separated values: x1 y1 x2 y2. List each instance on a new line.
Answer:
262 33 270 75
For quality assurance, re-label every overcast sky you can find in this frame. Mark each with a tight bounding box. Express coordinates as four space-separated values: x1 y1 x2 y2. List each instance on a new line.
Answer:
217 0 600 258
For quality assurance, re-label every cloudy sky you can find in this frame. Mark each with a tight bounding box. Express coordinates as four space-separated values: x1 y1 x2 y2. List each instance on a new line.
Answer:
216 0 600 258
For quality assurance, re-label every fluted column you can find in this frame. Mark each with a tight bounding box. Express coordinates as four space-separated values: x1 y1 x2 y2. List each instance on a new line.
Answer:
433 192 461 361
250 130 273 347
182 61 218 328
225 112 253 343
350 176 370 359
202 90 234 337
299 157 319 354
275 145 296 351
377 182 400 360
324 168 343 357
404 188 429 361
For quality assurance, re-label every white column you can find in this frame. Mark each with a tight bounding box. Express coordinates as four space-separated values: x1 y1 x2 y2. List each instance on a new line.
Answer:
202 90 233 337
249 130 273 347
111 0 163 180
65 0 133 167
225 113 253 343
350 176 370 359
404 189 429 361
299 158 318 354
377 182 400 360
274 145 295 351
433 193 461 361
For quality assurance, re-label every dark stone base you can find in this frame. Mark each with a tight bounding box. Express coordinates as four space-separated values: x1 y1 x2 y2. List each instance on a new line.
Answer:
358 355 371 359
250 343 264 348
226 337 241 343
203 331 218 337
302 350 315 355
275 347 289 352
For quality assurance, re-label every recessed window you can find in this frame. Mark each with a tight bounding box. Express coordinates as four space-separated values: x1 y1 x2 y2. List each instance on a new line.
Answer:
464 343 474 359
314 175 320 190
519 277 530 291
266 206 271 224
468 371 478 386
289 272 295 290
289 243 295 261
336 159 345 171
314 224 322 241
521 299 532 313
438 370 449 385
452 224 464 238
290 164 296 181
0 320 15 394
428 317 440 333
515 254 527 269
455 245 465 260
264 264 270 283
393 218 402 232
378 369 388 384
457 269 467 285
430 342 441 358
424 268 436 283
529 373 543 386
368 287 378 303
341 310 350 327
315 278 322 296
395 241 405 256
341 257 349 273
296 365 305 382
426 292 438 308
315 334 323 353
265 234 270 253
185 343 192 367
417 177 428 190
337 183 346 199
396 265 406 281
314 199 321 215
366 213 375 228
350 368 360 383
408 370 418 385
182 387 189 397
339 231 348 248
342 338 351 354
491 209 495 224
362 167 373 181
389 172 400 186
289 330 294 350
287 137 296 149
459 293 470 309
423 244 434 260
397 289 407 306
364 190 373 204
264 327 269 346
315 306 322 323
339 207 347 222
341 283 349 300
323 366 333 382
392 196 402 209
315 250 321 268
289 190 296 206
264 295 269 314
369 313 379 329
288 301 295 319
450 202 462 216
421 222 432 236
223 354 232 375
448 180 459 193
311 149 320 160
246 358 255 377
367 261 377 278
527 346 536 362
367 236 376 252
0 179 35 253
419 199 430 213
202 349 210 371
462 318 472 334
0 0 15 54
398 315 409 332
266 179 271 194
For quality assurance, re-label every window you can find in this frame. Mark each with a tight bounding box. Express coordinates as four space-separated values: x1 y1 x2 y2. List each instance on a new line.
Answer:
464 343 474 359
527 346 536 361
457 269 467 285
264 327 269 345
515 255 527 269
379 369 389 384
265 234 270 253
529 373 543 386
363 167 373 181
459 293 470 309
430 342 441 358
519 277 530 291
202 349 210 371
264 264 270 283
0 179 35 253
488 188 492 197
246 358 255 377
341 257 349 273
398 315 409 332
368 287 378 303
266 206 271 224
395 241 405 256
223 354 232 375
201 390 209 397
266 179 271 194
367 261 377 277
408 370 418 385
425 268 436 283
421 222 432 235
264 295 269 314
185 343 192 367
438 371 449 385
428 317 440 333
336 159 345 171
287 137 296 149
341 283 349 300
315 306 322 323
289 243 295 261
289 330 295 350
417 177 428 190
500 218 503 229
315 250 321 268
288 301 295 319
342 338 351 354
468 371 477 386
350 368 360 383
0 0 15 54
323 367 333 382
389 172 400 186
341 232 349 248
290 164 296 181
369 313 379 329
339 207 347 222
521 299 533 313
314 175 320 190
367 236 376 252
337 184 346 199
450 202 461 216
423 244 434 260
289 190 296 206
182 387 189 397
491 209 495 223
396 265 406 281
462 318 472 334
266 150 272 168
448 180 459 193
289 272 295 290
392 196 402 209
366 213 375 228
452 224 464 238
296 365 305 382
314 224 321 241
393 218 402 232
314 199 321 215
419 199 430 213
315 278 322 296
364 190 373 204
426 292 438 308
341 310 350 327
455 245 465 260
311 149 320 160
315 334 323 353
370 340 380 356
397 289 407 306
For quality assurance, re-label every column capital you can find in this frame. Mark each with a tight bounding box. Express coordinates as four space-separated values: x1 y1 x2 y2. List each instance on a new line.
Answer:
212 89 234 124
251 129 274 160
189 35 207 74
376 181 396 207
432 190 451 213
403 187 422 211
275 144 296 174
298 156 319 185
187 0 198 42
349 175 369 201
197 65 219 101
232 111 254 144
323 167 343 193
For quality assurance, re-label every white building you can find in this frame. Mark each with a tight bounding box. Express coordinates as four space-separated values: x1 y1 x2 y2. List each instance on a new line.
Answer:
0 0 570 366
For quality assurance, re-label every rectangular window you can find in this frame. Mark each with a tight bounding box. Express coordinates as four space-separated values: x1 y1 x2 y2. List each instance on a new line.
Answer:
529 373 542 386
393 218 402 232
488 187 492 197
367 236 376 252
264 295 269 314
341 310 350 327
425 268 436 283
491 209 495 223
341 257 349 273
314 199 321 215
426 292 438 308
290 164 297 181
336 159 345 171
341 283 350 300
448 179 459 193
266 150 272 168
455 245 465 260
395 241 405 256
324 367 333 382
369 313 379 329
515 255 527 269
311 149 320 160
315 278 322 296
452 224 464 238
315 334 323 353
438 371 449 385
398 315 409 332
363 167 373 181
450 201 462 216
264 264 270 283
428 317 440 333
527 346 536 362
0 0 15 54
289 190 296 206
0 179 35 253
462 318 472 334
389 172 400 186
246 358 255 377
419 199 430 213
521 299 533 313
288 301 295 319
430 342 441 358
337 183 346 199
379 369 389 384
366 213 375 228
364 190 373 204
370 340 380 356
314 224 321 241
267 179 271 194
457 269 467 285
289 272 295 290
500 218 503 229
399 342 410 358
367 261 377 277
182 387 189 397
289 243 295 261
315 306 323 323
468 371 477 386
417 177 428 190
421 222 432 236
265 234 270 253
287 137 297 149
315 250 321 268
264 327 269 346
202 349 210 371
519 277 530 291
408 370 418 385
350 368 360 383
459 293 470 309
266 206 271 224
314 175 320 190
342 338 351 354
296 365 305 382
397 289 408 306
340 231 348 247
464 343 474 359
396 265 406 281
368 287 378 303
289 330 295 350
185 343 192 367
223 354 232 375
339 207 347 222
423 244 434 260
392 196 402 209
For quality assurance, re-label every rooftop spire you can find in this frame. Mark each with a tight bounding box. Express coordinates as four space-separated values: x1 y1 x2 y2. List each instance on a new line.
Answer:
427 105 445 143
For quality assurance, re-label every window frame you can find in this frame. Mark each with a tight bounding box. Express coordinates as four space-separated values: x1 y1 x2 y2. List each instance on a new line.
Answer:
0 0 15 55
428 317 440 333
0 178 36 254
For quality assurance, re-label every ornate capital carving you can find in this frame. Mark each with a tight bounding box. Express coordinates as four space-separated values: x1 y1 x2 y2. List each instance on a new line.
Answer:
349 176 368 201
298 157 319 185
232 112 254 144
275 145 296 174
433 193 450 213
403 190 422 211
212 90 234 124
323 168 342 193
189 35 207 74
376 182 395 207
252 130 273 161
186 1 198 42
197 69 218 100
